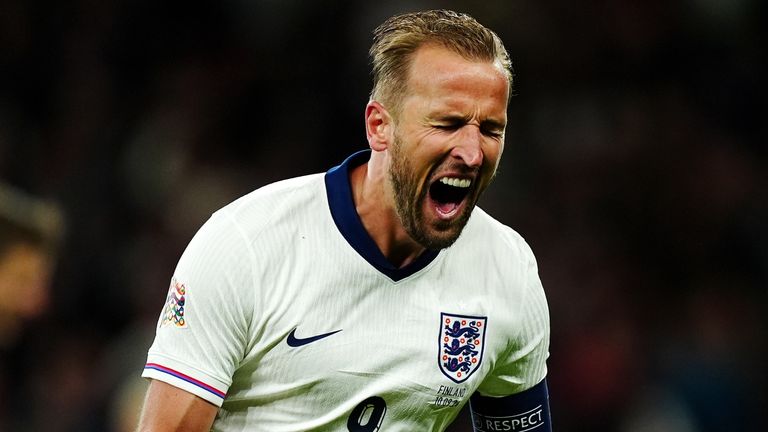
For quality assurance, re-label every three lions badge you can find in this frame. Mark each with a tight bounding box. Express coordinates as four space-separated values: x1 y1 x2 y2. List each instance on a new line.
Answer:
438 313 487 383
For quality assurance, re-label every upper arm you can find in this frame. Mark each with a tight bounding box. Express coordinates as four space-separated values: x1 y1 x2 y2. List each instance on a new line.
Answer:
141 210 257 406
471 232 552 432
138 379 218 432
477 234 550 397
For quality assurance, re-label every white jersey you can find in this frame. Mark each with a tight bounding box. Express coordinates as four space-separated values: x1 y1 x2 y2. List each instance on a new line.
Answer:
143 151 549 432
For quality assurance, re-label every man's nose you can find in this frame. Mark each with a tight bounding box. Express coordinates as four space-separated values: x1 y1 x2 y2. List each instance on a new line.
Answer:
451 125 484 167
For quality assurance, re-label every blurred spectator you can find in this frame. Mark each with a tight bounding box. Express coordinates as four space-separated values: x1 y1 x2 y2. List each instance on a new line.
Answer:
0 182 63 346
0 182 63 428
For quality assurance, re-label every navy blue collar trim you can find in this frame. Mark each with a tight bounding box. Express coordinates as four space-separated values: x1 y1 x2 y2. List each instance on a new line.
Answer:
325 150 440 282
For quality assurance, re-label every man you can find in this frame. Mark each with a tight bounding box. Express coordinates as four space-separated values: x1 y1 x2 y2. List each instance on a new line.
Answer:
0 182 62 347
0 182 63 430
139 10 551 431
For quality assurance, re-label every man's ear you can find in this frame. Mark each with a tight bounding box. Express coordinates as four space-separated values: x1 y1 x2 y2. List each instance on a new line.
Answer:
365 100 394 152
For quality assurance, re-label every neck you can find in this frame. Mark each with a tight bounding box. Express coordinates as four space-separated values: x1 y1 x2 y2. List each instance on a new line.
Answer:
349 159 425 268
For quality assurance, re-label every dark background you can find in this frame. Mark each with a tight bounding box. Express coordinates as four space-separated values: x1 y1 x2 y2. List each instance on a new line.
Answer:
1 0 765 430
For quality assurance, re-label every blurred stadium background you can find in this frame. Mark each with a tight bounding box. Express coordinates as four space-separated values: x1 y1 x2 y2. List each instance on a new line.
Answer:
0 0 765 430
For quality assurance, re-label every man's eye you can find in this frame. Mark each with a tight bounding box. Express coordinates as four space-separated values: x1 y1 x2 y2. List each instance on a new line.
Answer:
435 124 460 131
482 128 503 138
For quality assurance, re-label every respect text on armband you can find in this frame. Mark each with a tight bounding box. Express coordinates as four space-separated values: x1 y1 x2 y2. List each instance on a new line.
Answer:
471 405 544 432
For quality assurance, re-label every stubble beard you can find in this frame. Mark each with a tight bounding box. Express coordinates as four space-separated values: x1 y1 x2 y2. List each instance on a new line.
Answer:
388 135 477 251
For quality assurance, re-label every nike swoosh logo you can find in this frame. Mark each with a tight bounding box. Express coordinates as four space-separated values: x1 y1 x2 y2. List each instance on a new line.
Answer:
286 327 342 347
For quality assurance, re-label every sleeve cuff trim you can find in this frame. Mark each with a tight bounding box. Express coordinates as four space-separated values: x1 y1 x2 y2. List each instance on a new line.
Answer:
144 362 227 400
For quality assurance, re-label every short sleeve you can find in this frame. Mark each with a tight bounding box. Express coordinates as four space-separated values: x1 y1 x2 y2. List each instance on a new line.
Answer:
142 210 256 406
477 240 550 397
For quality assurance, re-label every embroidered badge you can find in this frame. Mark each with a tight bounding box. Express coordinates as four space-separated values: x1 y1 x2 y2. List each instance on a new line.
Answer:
438 313 487 383
160 278 188 328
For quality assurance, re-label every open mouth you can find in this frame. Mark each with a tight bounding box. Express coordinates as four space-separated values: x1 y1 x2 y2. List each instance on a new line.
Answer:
428 176 472 217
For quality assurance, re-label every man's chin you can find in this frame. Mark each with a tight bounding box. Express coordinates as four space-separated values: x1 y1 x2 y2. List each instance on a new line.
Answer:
422 235 460 250
412 220 467 250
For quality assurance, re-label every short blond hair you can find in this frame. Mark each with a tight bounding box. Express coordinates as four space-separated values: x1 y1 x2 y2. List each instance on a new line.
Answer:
369 10 512 116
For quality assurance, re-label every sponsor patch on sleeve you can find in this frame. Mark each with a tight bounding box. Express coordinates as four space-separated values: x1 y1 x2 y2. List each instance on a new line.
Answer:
160 278 188 328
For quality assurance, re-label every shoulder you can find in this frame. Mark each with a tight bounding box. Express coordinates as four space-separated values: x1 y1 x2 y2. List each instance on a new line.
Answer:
458 207 538 266
206 173 326 238
223 173 325 223
179 173 327 267
444 207 546 313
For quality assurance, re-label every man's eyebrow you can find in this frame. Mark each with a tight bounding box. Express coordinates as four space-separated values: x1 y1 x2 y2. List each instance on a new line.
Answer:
430 114 471 123
428 114 506 129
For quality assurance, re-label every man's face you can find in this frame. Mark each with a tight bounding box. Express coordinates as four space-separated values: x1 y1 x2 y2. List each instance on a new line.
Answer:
387 44 509 249
0 243 51 320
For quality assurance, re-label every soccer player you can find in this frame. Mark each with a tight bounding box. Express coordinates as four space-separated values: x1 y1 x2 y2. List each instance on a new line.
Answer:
138 10 551 432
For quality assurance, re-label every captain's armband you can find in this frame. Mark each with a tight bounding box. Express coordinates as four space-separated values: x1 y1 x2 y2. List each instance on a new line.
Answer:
469 379 552 432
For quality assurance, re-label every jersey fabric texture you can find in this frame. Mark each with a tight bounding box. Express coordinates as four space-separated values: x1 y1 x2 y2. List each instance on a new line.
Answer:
142 150 550 431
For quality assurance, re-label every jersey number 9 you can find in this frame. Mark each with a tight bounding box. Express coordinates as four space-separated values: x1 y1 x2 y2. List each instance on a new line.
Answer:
347 396 387 432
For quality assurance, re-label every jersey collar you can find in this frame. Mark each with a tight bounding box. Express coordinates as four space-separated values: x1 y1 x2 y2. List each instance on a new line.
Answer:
325 150 440 282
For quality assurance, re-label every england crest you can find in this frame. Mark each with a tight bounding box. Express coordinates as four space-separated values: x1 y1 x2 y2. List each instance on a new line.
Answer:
438 313 487 383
